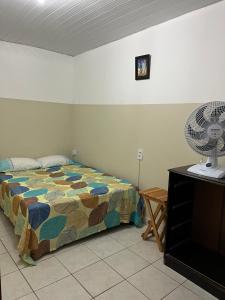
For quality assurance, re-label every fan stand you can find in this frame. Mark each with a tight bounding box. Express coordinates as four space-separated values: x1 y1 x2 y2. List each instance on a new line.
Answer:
188 149 225 178
206 149 218 168
187 164 225 178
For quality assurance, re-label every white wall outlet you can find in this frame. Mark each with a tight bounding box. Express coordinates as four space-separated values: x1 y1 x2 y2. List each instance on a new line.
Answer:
72 148 77 156
137 148 143 160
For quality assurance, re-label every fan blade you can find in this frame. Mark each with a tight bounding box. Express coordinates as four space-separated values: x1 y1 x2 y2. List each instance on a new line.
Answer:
195 105 209 127
219 144 225 152
219 131 225 152
196 139 217 152
187 125 206 140
211 105 225 122
219 119 225 127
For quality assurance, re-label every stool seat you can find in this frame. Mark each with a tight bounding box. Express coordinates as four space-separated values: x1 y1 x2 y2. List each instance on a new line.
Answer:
140 187 167 204
140 187 168 252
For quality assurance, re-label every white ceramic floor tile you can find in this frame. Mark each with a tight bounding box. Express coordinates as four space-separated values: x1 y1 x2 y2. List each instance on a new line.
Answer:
128 265 179 300
18 293 38 300
36 275 91 300
0 210 10 223
86 235 125 258
109 227 142 247
74 261 123 297
38 252 54 262
0 221 14 238
21 257 69 290
95 281 148 300
53 240 80 255
56 245 100 273
0 240 6 254
183 280 218 300
2 270 32 300
9 249 29 269
129 240 162 263
0 252 18 275
1 230 19 252
164 285 205 300
104 249 149 278
0 213 15 237
0 212 11 224
134 225 147 234
152 258 186 283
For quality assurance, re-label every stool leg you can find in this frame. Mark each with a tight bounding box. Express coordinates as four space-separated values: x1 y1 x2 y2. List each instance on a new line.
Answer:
148 201 164 252
142 202 161 240
159 206 167 245
141 220 153 240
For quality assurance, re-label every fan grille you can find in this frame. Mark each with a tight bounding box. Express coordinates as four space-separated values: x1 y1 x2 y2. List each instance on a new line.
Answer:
185 101 225 157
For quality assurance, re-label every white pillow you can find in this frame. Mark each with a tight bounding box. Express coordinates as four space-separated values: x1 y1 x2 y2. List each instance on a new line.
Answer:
10 157 41 171
37 155 70 168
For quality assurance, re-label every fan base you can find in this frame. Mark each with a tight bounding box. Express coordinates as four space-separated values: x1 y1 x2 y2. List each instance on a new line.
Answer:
188 164 225 178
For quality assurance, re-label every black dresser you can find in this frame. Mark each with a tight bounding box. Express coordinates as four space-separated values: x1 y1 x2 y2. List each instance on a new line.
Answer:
164 166 225 299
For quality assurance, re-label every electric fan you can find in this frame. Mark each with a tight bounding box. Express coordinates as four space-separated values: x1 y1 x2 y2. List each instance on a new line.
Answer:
185 101 225 178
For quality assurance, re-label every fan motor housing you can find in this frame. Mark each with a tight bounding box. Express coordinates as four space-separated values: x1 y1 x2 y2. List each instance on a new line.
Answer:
207 124 223 139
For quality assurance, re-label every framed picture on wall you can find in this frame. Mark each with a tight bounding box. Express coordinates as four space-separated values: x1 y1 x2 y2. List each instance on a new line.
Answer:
135 54 151 80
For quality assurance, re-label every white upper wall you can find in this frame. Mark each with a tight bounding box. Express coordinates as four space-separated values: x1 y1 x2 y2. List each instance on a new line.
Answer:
73 0 225 105
0 41 74 103
0 1 224 105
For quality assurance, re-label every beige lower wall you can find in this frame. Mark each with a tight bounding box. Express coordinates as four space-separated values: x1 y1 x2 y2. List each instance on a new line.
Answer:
72 104 203 189
0 98 73 158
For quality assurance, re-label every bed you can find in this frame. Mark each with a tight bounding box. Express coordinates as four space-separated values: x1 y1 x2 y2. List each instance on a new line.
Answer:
0 161 143 264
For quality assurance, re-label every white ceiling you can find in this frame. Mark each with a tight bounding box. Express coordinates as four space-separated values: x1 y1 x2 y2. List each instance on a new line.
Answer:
0 0 222 56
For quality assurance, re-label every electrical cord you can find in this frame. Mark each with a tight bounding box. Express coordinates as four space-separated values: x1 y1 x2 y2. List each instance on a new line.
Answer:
137 159 141 190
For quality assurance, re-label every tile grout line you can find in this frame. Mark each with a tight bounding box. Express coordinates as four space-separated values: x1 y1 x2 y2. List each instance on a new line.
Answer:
76 276 125 299
85 243 126 259
15 290 38 300
0 234 23 281
123 257 186 300
32 273 71 294
150 264 187 285
55 252 101 275
72 272 101 298
55 238 135 298
1 223 190 300
91 239 154 300
19 267 38 295
0 235 36 296
69 237 155 299
30 257 72 291
160 282 183 300
103 255 151 280
123 278 152 300
0 221 215 299
38 237 163 298
181 281 218 299
70 241 128 298
125 264 182 299
54 254 94 298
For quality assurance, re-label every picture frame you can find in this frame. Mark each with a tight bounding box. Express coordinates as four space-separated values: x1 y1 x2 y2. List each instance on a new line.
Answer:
135 54 151 80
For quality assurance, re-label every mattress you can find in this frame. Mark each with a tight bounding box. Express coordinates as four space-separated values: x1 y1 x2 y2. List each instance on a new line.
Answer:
0 162 143 264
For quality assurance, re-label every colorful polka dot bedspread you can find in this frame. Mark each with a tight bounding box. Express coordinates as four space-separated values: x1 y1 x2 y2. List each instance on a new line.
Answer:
0 162 144 264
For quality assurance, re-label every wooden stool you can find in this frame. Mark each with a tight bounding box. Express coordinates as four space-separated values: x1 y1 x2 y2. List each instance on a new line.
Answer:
140 187 168 252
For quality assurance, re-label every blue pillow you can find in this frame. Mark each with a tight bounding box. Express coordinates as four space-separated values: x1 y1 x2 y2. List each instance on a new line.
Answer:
0 159 13 172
